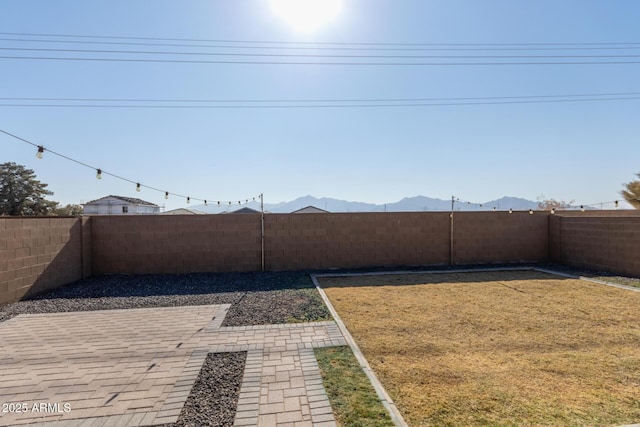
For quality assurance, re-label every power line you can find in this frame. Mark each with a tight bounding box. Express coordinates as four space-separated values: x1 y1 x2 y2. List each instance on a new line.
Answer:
4 37 640 52
3 55 640 66
2 31 640 47
2 92 639 103
1 96 640 109
5 46 640 60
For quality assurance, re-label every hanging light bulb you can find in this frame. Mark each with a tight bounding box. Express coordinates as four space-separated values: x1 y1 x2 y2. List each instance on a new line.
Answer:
96 169 102 180
238 201 241 205
508 208 513 214
615 200 619 208
551 208 556 214
165 191 169 200
228 201 232 206
253 197 256 202
580 205 585 212
492 207 496 212
136 183 141 192
187 197 190 204
217 201 221 206
529 209 534 215
204 200 208 206
36 146 44 159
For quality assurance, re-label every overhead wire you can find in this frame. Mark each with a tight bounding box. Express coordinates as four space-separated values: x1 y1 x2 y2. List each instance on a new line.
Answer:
2 31 640 47
4 37 640 52
4 55 640 66
2 94 640 109
5 46 640 60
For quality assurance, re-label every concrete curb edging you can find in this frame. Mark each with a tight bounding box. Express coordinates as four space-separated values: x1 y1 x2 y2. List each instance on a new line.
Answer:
534 267 640 293
310 274 409 427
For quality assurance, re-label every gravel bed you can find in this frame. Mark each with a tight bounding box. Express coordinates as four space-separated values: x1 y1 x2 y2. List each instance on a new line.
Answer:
0 271 331 325
157 352 246 427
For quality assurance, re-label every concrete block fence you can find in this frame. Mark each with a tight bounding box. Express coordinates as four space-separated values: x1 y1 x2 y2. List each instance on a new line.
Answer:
1 211 639 305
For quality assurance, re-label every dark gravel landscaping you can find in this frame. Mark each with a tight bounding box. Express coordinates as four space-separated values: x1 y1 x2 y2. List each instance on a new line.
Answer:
158 352 247 427
0 271 331 325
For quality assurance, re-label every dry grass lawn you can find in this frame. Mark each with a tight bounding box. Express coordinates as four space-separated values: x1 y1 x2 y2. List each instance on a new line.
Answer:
318 270 640 427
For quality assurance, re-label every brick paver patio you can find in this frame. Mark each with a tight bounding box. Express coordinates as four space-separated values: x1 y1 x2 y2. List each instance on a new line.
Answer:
0 304 346 426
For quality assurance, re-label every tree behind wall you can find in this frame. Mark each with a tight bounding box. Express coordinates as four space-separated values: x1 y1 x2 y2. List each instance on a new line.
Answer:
537 195 574 211
621 173 640 209
0 162 57 215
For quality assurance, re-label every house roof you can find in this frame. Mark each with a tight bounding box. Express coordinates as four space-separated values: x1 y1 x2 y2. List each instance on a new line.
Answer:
84 195 159 207
291 205 330 214
159 208 207 215
228 207 261 214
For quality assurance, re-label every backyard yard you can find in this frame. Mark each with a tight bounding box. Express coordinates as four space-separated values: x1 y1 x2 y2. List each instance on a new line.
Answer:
318 270 640 426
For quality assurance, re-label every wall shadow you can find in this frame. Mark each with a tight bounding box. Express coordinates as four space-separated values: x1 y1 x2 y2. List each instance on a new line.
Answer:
316 268 570 289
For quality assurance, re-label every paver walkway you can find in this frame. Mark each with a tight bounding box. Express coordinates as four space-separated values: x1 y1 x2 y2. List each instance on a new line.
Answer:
0 304 346 426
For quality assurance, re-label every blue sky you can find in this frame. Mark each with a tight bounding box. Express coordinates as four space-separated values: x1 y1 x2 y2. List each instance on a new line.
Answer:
1 0 639 210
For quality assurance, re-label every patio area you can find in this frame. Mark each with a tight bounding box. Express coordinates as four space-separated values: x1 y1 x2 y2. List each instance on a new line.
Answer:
0 303 345 426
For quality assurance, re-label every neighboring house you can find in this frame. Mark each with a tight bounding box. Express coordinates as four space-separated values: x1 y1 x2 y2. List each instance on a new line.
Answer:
82 195 160 215
291 205 330 214
227 207 261 214
159 208 206 215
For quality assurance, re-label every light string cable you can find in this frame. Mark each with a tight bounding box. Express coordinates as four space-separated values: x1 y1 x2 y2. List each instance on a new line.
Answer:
0 128 261 207
453 196 624 214
452 196 501 212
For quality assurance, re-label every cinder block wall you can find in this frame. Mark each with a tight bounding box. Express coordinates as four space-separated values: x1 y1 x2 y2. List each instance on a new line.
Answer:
0 217 89 306
4 211 640 306
90 215 262 274
453 211 549 264
264 212 451 270
549 213 640 277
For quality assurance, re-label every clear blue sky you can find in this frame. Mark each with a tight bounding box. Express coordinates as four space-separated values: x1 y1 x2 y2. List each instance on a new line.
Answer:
2 0 639 210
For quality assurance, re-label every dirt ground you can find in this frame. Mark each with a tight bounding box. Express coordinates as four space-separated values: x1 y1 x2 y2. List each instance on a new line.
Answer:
318 270 640 427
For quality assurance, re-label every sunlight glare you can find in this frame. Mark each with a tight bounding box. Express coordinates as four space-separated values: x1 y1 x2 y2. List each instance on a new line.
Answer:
269 0 342 32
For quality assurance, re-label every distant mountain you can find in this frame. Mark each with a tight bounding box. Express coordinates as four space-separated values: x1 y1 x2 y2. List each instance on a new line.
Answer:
191 195 539 213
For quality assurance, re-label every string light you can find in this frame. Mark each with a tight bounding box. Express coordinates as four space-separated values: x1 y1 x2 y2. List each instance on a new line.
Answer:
1 128 262 210
3 128 629 215
453 196 498 212
529 209 534 214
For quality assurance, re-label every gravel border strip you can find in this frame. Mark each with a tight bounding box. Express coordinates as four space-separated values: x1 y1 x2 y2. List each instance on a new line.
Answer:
156 352 247 427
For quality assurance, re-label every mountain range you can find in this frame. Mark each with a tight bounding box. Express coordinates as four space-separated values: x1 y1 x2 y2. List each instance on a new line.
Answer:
191 195 539 213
